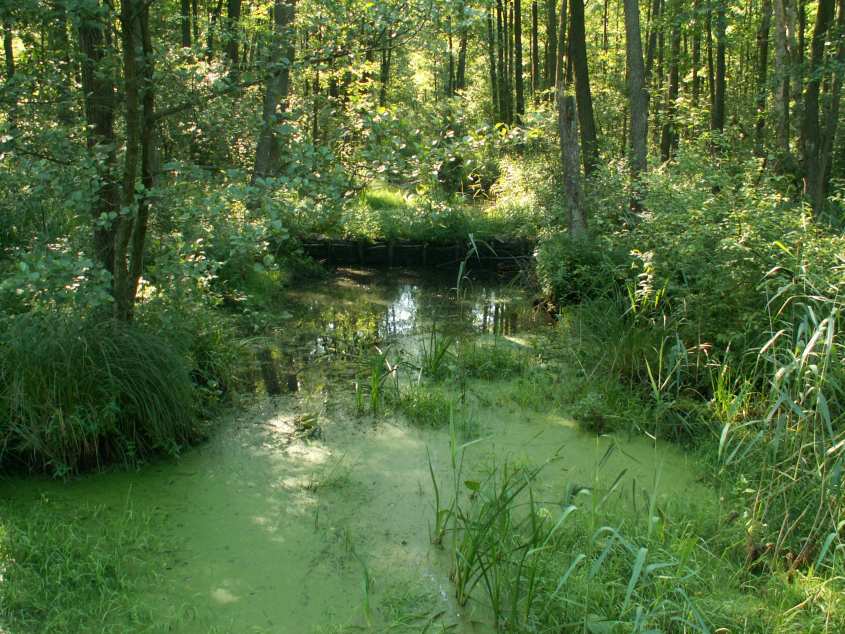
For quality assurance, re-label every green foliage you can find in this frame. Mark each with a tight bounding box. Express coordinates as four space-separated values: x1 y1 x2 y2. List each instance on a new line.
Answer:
0 498 167 633
0 314 200 475
397 385 453 427
457 341 528 380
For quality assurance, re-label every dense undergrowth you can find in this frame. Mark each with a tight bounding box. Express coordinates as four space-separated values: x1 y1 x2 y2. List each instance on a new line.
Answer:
531 145 845 580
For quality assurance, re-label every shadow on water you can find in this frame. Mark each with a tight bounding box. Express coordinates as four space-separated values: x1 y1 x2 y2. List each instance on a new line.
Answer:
0 268 708 633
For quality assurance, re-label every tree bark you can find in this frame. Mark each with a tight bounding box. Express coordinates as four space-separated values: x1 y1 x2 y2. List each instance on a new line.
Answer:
773 0 795 161
819 0 845 197
569 0 598 175
711 1 727 133
181 0 192 47
531 2 540 94
226 0 242 69
660 1 681 162
692 0 701 108
545 0 557 89
457 25 468 91
624 0 648 210
497 0 506 116
555 0 567 88
557 91 587 237
487 9 499 118
77 0 120 278
2 19 13 81
755 0 773 156
515 0 525 120
801 0 836 214
253 0 296 182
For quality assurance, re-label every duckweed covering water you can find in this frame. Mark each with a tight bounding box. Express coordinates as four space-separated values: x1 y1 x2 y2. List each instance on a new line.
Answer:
1 270 806 633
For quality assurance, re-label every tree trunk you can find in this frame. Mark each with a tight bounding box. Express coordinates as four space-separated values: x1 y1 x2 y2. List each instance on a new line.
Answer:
555 0 567 88
773 0 794 162
755 0 773 156
457 27 468 91
624 0 648 210
545 0 557 89
192 0 199 44
660 1 681 162
497 0 506 116
819 0 845 198
692 0 701 108
77 0 120 278
801 0 836 214
711 1 727 132
557 91 587 237
181 0 192 47
707 4 715 111
226 0 242 69
487 9 499 118
531 2 540 94
515 0 525 120
2 19 12 81
253 0 296 182
569 0 598 175
645 0 661 83
505 0 514 123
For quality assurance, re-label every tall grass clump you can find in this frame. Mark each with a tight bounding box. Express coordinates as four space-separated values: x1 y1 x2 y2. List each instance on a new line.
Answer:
0 313 200 476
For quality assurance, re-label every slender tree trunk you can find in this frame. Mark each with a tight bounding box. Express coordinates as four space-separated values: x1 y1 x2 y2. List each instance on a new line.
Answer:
555 0 567 88
226 0 242 68
569 0 598 174
77 0 119 278
707 4 715 112
819 0 845 195
447 18 455 97
192 0 199 44
712 1 727 132
181 0 192 47
207 0 223 60
128 4 157 314
113 0 145 321
755 0 773 156
487 9 499 118
505 0 514 123
379 33 391 105
624 0 648 209
661 1 681 161
457 27 468 91
692 0 701 108
515 0 525 120
2 15 14 128
557 92 587 236
253 0 296 182
645 0 661 82
497 0 506 116
774 0 794 161
545 0 557 89
531 1 540 94
801 0 836 214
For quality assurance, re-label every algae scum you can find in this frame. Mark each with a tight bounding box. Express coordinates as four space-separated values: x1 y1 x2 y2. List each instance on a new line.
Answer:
1 270 706 633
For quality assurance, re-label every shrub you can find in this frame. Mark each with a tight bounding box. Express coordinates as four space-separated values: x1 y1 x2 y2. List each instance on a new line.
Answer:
535 233 624 305
0 314 200 475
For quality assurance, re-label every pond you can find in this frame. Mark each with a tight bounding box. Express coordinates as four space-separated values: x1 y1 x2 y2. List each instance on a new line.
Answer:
0 268 708 633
